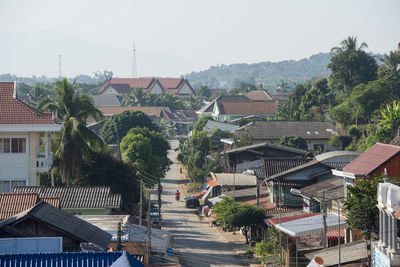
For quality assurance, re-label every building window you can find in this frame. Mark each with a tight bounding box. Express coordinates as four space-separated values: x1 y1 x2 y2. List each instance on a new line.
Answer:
0 138 26 153
0 180 26 192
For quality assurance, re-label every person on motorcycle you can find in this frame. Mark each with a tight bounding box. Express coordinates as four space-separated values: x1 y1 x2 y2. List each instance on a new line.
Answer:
175 190 181 201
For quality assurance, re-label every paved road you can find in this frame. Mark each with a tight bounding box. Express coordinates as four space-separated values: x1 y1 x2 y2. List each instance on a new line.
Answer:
161 140 249 267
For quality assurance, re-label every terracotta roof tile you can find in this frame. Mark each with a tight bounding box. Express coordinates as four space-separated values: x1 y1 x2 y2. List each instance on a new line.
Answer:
343 143 400 175
243 90 273 101
13 186 121 209
0 82 57 125
40 196 61 209
267 213 319 226
0 193 39 220
157 78 184 89
218 101 278 115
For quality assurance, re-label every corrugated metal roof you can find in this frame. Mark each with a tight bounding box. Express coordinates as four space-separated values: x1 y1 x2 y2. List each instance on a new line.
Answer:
239 121 337 140
315 151 361 162
342 142 400 175
305 241 367 266
13 186 121 209
211 173 257 186
268 160 333 180
222 142 307 156
300 177 344 201
0 252 144 267
263 159 312 178
0 202 112 250
203 120 239 133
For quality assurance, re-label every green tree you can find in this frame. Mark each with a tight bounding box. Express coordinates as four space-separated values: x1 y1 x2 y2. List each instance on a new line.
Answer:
378 100 400 139
155 92 184 110
278 136 307 150
329 135 342 149
184 94 203 110
278 99 300 120
122 87 147 106
328 36 377 95
213 197 238 228
120 133 152 175
25 83 49 109
198 85 211 98
343 176 382 241
230 204 265 244
125 127 171 179
380 50 400 71
194 116 212 131
101 110 159 144
48 79 104 185
80 151 139 211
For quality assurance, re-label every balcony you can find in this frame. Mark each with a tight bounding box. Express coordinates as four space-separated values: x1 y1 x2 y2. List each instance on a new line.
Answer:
37 152 53 172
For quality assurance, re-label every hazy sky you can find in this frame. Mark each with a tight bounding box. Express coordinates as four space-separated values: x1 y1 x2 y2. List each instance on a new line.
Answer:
0 0 399 77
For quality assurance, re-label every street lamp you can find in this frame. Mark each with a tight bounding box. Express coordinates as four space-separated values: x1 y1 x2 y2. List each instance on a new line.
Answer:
290 188 342 267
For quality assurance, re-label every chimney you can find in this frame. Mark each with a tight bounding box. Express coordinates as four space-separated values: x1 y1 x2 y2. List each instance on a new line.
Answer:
13 81 18 99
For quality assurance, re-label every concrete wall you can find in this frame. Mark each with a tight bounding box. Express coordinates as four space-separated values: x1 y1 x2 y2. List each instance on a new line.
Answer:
62 208 112 215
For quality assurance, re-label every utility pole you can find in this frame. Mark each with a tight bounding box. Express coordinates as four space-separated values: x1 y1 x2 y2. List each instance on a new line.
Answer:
132 42 137 78
58 54 62 78
139 179 143 226
279 181 282 265
158 180 162 228
147 189 152 254
233 172 236 201
322 190 327 248
256 176 260 206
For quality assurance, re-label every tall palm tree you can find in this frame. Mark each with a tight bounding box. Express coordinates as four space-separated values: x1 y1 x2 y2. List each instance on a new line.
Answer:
331 36 368 55
47 79 104 185
26 83 48 109
184 94 202 110
381 50 400 70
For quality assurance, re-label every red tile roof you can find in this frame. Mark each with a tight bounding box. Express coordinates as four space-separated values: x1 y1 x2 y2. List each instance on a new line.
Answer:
0 193 39 220
100 78 155 92
157 78 184 89
41 196 61 209
218 101 278 115
0 82 58 125
343 143 400 175
243 91 273 101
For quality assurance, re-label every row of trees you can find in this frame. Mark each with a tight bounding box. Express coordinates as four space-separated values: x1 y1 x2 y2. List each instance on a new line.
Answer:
121 87 203 110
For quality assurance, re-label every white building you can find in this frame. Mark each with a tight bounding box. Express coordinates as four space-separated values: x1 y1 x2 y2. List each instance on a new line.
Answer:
376 181 400 265
0 82 63 192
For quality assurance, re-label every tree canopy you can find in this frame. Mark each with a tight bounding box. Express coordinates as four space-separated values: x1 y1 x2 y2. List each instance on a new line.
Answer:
101 110 159 144
278 136 307 150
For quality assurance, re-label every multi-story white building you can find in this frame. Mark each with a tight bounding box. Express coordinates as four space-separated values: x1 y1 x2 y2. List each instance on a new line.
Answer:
0 82 63 192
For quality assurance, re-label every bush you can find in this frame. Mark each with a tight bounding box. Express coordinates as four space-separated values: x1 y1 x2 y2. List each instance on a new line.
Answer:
348 125 361 139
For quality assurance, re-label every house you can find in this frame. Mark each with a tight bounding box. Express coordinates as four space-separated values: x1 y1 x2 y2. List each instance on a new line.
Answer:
0 82 63 192
221 142 307 173
99 77 195 99
267 160 334 206
196 94 279 122
242 90 274 101
0 251 145 267
332 143 400 195
296 177 344 214
203 120 239 134
268 212 346 267
376 181 400 265
0 201 112 251
13 186 121 215
315 150 360 165
92 94 123 107
234 121 338 152
0 192 60 220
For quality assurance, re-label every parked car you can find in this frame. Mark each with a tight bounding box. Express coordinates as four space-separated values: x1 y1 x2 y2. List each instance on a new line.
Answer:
185 196 200 208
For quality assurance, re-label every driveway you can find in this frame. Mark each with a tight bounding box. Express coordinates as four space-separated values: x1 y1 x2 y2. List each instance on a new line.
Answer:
161 139 250 267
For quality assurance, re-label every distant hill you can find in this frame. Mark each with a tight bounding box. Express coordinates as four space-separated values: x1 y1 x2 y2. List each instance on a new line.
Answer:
184 53 332 91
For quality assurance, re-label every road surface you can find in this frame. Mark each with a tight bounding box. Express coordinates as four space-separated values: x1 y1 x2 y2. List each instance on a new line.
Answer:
161 140 249 267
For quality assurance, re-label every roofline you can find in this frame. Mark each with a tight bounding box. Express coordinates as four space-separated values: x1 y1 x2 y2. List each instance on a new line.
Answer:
268 161 333 180
0 124 63 132
331 169 365 179
221 142 307 156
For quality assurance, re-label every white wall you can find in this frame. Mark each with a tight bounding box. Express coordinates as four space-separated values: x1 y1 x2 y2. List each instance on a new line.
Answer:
0 133 30 190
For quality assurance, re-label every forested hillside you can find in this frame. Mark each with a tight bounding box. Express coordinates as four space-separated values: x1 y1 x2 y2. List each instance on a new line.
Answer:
185 53 332 91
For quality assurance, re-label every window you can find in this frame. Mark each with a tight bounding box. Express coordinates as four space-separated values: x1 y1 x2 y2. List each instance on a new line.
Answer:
0 138 26 153
0 180 26 192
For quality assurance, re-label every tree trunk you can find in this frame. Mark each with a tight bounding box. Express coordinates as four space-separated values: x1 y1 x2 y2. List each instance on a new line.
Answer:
242 227 249 244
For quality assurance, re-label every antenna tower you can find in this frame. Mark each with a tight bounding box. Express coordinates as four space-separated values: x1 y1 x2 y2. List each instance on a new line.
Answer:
132 42 137 78
58 54 62 78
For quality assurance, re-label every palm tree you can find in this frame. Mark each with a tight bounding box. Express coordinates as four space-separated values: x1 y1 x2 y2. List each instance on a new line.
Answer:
378 100 400 139
184 94 202 110
26 83 48 109
47 79 104 185
278 99 300 121
122 87 147 106
381 50 400 70
331 36 368 55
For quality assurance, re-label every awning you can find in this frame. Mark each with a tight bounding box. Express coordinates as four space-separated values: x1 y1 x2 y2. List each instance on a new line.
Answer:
207 180 218 187
201 186 213 200
275 212 346 237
